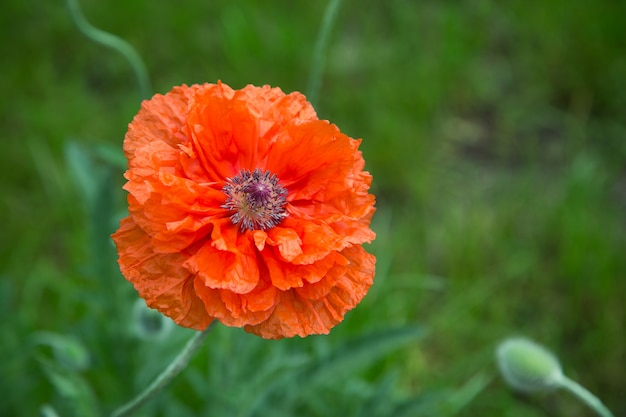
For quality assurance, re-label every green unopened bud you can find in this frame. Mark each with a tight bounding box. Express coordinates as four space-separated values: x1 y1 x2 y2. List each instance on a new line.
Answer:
132 299 174 340
496 337 563 392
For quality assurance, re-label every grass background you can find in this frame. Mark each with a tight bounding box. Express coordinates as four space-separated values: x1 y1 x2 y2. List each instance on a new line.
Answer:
1 0 624 416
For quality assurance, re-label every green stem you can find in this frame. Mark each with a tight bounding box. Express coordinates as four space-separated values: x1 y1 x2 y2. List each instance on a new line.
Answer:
65 0 152 101
110 322 217 417
306 0 343 109
558 375 615 417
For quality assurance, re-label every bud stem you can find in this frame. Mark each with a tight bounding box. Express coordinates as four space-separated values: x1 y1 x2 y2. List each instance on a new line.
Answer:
111 322 217 417
558 375 615 417
65 0 152 101
306 0 343 109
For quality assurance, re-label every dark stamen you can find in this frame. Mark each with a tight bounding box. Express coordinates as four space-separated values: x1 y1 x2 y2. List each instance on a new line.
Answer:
222 168 288 231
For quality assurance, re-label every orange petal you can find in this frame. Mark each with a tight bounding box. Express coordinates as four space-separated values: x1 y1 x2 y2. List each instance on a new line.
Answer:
124 84 202 158
183 229 260 294
262 249 347 291
266 217 344 264
266 226 303 261
193 274 277 327
114 82 376 338
245 245 375 339
111 217 212 330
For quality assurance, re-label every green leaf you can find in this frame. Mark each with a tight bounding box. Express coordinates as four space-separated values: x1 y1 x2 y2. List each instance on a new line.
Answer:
64 140 101 208
392 390 451 417
353 373 398 417
444 372 492 415
244 326 427 417
93 142 127 170
392 373 492 417
39 404 61 417
303 326 427 387
36 356 99 417
31 331 90 371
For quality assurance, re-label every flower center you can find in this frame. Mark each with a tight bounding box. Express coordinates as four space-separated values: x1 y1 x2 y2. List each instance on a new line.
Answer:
222 168 288 231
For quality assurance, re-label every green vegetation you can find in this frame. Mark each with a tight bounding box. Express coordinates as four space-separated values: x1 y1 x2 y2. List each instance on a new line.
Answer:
1 0 624 416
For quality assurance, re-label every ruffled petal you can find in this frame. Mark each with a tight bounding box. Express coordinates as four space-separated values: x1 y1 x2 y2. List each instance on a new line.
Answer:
112 217 212 330
113 81 376 339
245 245 375 339
123 84 202 158
193 274 278 327
183 220 260 294
262 250 348 291
265 217 356 265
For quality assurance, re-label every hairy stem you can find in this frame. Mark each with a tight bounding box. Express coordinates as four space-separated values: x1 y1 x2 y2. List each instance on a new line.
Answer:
559 375 615 417
306 0 343 109
110 323 217 417
65 0 152 101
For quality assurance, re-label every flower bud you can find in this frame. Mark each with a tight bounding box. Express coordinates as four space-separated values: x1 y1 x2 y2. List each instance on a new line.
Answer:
496 337 563 392
132 299 174 340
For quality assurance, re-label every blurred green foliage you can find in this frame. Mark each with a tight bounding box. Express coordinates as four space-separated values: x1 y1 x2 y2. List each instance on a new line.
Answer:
1 0 624 416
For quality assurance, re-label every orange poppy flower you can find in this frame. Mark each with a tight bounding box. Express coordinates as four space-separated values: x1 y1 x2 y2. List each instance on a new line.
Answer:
112 82 376 339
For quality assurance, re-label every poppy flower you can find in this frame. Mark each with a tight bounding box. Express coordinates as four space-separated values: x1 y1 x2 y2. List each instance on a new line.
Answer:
112 82 376 339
